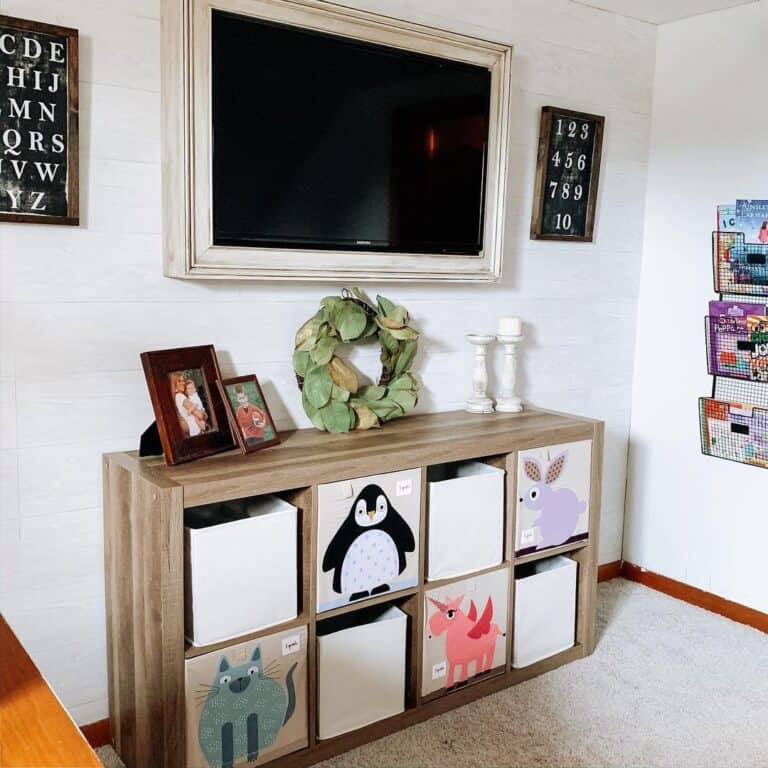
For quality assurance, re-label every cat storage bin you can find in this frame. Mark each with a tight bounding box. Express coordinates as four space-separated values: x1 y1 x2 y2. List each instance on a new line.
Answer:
426 461 505 581
185 496 298 646
515 440 591 557
185 626 309 768
422 566 508 698
316 468 420 613
316 605 407 739
513 555 576 668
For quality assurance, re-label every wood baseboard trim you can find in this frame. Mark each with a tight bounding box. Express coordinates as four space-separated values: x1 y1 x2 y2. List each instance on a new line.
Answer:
80 718 110 749
620 561 768 634
597 560 622 582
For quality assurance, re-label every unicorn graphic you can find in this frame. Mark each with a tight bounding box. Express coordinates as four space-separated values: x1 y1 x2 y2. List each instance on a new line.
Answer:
427 595 504 688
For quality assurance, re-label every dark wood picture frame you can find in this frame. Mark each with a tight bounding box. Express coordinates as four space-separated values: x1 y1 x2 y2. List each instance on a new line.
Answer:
217 375 281 454
140 345 236 465
530 106 604 242
0 15 79 225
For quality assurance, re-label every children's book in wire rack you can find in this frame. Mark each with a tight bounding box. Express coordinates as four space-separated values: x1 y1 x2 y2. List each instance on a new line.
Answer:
701 201 768 468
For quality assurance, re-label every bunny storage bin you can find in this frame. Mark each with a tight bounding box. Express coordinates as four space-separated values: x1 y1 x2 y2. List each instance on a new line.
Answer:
316 469 421 614
426 461 505 581
316 605 407 739
513 556 576 668
515 440 591 557
184 496 298 646
421 566 509 698
185 625 309 768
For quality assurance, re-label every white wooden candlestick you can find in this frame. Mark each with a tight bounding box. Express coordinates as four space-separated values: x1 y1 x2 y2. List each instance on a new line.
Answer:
465 333 495 414
496 332 523 413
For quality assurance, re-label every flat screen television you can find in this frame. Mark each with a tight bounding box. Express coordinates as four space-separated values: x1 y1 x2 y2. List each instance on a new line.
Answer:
211 10 492 255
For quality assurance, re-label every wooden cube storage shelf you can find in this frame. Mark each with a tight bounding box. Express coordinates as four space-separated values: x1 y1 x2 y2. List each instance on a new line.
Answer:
104 408 603 768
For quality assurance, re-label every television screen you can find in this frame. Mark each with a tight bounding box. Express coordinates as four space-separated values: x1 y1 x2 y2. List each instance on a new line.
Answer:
211 10 492 254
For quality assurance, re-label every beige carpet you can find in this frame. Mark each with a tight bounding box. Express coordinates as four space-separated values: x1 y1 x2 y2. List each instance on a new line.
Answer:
97 579 768 768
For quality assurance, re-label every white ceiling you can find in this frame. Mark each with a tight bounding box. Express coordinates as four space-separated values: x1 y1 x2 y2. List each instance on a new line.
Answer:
569 0 757 24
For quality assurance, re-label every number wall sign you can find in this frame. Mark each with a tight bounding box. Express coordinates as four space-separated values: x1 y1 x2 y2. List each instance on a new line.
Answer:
530 106 604 242
0 15 79 225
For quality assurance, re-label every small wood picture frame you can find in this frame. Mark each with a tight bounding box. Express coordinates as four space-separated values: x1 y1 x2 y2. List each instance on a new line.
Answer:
0 15 79 225
217 375 281 454
140 345 236 465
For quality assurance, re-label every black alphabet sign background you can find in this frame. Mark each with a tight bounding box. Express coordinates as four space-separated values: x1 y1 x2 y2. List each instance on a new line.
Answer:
0 15 78 225
530 106 604 242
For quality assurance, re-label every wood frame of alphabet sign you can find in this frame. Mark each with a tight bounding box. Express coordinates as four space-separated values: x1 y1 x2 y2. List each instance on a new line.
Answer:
161 0 513 282
0 15 79 225
530 106 604 243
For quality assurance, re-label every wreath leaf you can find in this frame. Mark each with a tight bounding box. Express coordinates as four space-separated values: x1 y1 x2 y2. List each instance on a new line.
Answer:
304 365 333 409
310 336 336 366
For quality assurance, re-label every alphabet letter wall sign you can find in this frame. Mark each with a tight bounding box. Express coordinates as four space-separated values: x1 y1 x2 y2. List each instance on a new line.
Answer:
0 16 78 225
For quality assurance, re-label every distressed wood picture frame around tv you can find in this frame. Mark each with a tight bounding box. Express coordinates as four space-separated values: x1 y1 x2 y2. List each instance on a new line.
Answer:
161 0 513 282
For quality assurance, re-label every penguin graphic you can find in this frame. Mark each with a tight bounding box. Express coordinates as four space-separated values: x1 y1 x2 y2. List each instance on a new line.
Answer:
322 484 415 602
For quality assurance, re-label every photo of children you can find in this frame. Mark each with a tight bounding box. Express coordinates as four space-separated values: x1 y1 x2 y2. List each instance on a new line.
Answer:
219 376 279 452
169 369 218 439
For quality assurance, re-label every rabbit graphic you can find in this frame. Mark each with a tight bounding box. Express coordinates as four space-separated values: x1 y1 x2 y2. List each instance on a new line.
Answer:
519 450 586 549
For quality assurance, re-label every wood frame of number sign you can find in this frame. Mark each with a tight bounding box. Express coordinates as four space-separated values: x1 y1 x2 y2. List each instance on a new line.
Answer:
0 15 79 225
530 106 604 242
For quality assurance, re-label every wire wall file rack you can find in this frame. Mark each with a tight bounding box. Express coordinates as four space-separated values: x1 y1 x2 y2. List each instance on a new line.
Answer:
701 225 768 468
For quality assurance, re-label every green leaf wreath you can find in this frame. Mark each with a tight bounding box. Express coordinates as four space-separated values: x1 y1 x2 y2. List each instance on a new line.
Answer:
293 288 419 432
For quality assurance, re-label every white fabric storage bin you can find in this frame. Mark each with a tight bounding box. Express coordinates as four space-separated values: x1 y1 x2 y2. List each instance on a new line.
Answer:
184 496 298 646
513 555 576 668
316 605 407 739
427 461 504 581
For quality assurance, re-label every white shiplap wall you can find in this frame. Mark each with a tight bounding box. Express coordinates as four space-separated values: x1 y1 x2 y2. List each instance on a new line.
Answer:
0 0 655 724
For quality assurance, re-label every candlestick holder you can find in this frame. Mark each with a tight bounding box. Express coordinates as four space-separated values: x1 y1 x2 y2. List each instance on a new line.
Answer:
465 333 495 414
496 332 523 413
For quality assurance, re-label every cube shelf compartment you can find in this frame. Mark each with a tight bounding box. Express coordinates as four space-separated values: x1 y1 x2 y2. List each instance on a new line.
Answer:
104 408 603 768
184 626 309 768
426 460 505 582
184 496 299 646
317 604 408 739
513 556 577 669
422 566 509 698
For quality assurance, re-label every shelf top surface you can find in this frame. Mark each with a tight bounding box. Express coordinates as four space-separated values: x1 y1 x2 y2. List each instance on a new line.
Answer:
107 407 599 506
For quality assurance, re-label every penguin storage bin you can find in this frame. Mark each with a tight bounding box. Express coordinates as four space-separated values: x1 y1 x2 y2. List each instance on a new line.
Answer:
426 461 505 581
185 497 298 646
515 440 591 557
185 626 309 768
513 556 576 668
422 566 509 698
316 468 421 613
316 605 407 739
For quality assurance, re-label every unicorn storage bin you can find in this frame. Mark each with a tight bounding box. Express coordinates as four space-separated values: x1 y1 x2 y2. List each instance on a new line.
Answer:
185 626 309 768
316 605 407 739
421 567 509 698
513 555 576 668
316 469 421 613
515 440 591 557
184 496 298 646
426 461 505 581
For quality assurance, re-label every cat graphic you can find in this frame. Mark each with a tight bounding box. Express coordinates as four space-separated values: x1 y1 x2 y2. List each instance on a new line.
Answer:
198 646 298 768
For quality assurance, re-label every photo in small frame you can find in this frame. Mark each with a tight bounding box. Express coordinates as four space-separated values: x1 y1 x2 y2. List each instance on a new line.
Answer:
217 375 280 454
141 345 236 465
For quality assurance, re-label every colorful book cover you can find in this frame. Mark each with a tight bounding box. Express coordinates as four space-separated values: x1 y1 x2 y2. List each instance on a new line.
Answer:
708 300 766 318
735 200 768 243
747 315 768 383
717 204 736 231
